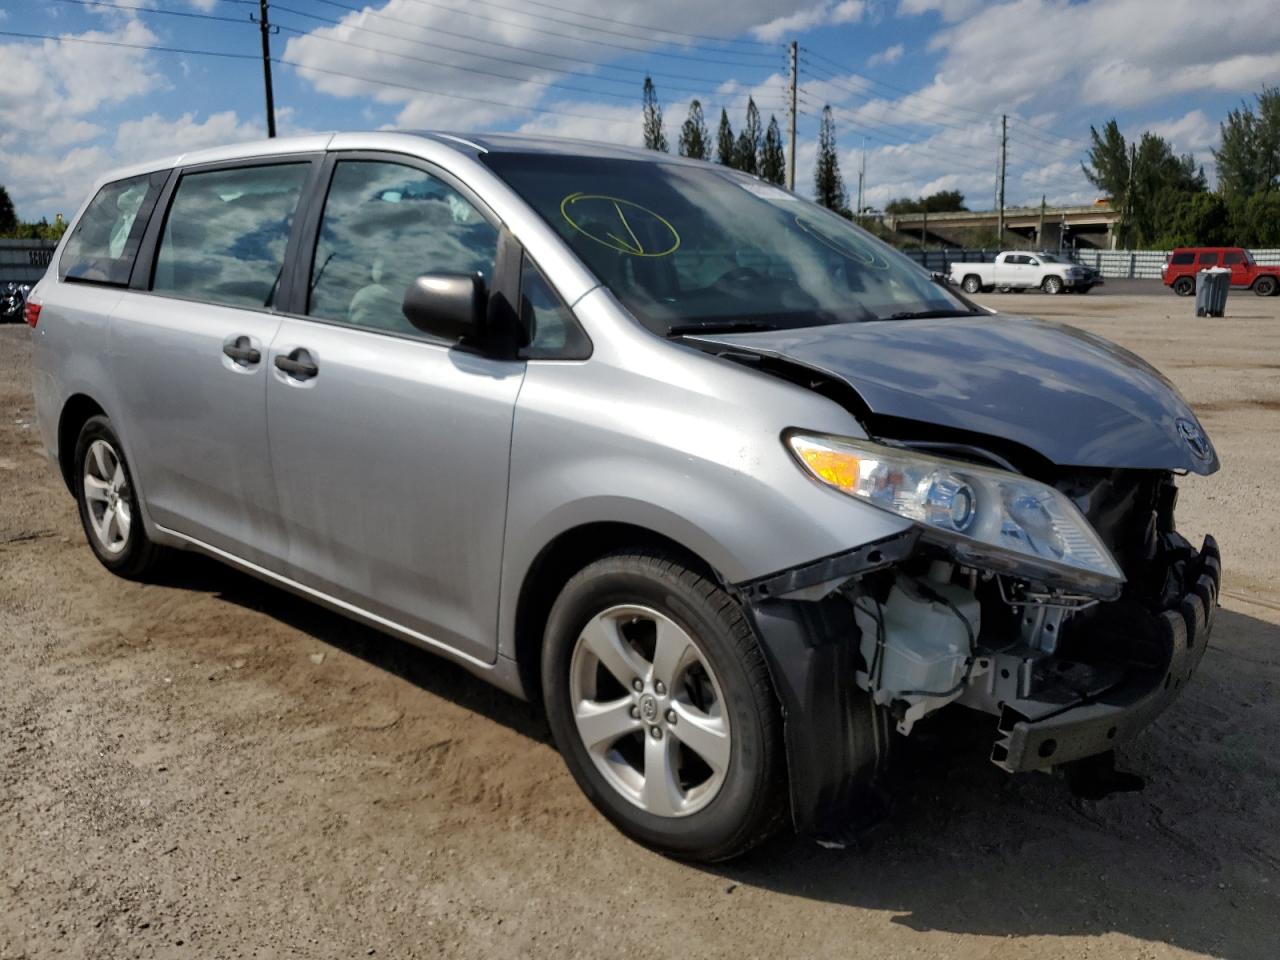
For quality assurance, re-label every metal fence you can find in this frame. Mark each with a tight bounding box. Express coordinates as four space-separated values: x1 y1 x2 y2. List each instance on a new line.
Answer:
0 239 58 285
904 247 1280 280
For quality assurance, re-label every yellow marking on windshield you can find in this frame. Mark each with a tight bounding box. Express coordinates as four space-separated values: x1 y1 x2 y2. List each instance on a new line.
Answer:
560 193 681 257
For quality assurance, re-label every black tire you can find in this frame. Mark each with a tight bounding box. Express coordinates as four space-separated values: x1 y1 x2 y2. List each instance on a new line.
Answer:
1173 276 1195 297
73 415 165 579
541 550 786 861
1253 276 1277 297
1042 275 1063 295
961 275 982 295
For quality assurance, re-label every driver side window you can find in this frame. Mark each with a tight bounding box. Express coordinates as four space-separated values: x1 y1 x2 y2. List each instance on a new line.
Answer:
308 160 498 337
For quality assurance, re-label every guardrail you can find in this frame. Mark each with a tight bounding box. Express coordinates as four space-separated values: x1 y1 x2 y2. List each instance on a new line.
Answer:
0 239 58 285
903 247 1280 280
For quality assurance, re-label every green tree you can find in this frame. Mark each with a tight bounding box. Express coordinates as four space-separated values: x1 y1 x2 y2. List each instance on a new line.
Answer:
678 99 710 160
734 97 762 175
760 115 786 185
1083 120 1205 246
1081 119 1130 202
641 75 667 152
1152 192 1231 248
884 190 967 214
0 186 17 236
716 108 735 167
1229 190 1280 246
1215 86 1280 199
813 106 848 214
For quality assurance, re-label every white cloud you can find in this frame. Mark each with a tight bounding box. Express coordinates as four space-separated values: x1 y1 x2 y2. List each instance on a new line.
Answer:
752 1 865 41
283 0 804 129
897 0 984 22
867 43 904 67
1145 109 1219 155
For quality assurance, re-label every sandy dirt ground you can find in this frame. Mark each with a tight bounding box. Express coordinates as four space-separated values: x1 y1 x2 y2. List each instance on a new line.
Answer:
1 286 1278 960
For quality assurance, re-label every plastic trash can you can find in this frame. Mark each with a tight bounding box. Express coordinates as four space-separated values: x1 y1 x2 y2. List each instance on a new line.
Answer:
1195 268 1231 317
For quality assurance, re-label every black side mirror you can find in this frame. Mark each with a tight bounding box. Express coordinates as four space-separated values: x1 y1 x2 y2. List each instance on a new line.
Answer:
402 273 486 344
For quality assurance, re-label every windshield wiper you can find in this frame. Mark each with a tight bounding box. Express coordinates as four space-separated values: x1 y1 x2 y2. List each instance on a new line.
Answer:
883 308 980 321
666 320 779 337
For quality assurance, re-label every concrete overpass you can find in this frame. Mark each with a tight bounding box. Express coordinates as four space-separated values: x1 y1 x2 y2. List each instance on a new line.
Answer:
882 203 1120 250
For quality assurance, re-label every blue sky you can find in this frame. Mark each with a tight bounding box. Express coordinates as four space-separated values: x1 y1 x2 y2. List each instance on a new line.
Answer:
2 0 1277 221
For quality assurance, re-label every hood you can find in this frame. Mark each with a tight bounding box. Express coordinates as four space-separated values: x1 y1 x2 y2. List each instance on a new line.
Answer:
690 314 1219 475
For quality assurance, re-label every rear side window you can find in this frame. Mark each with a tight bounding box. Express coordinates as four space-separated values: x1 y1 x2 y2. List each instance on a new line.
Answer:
1198 251 1219 266
152 163 309 309
59 172 166 285
1223 250 1244 265
1170 252 1194 265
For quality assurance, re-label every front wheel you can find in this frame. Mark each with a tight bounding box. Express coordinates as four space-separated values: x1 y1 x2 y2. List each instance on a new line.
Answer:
74 415 165 579
541 551 786 861
1253 276 1277 297
1173 276 1195 296
1042 275 1064 295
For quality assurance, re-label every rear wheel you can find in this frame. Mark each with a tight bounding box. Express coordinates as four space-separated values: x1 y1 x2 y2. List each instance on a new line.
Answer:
541 551 786 861
74 415 165 579
1042 275 1064 295
1173 276 1195 296
1253 276 1277 297
961 275 982 294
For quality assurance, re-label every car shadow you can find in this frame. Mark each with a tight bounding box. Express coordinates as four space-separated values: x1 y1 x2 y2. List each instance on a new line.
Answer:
151 552 551 742
156 555 1278 958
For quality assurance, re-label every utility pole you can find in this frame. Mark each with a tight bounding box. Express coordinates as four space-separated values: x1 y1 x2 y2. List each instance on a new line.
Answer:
252 0 278 138
786 41 798 191
996 113 1007 245
856 139 866 225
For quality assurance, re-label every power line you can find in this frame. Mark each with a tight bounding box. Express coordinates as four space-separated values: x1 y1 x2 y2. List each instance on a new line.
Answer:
800 61 1083 167
400 0 782 53
270 17 786 108
800 96 998 175
494 0 781 50
295 0 785 88
49 0 246 23
801 51 1086 158
0 29 767 130
388 0 785 67
269 4 786 104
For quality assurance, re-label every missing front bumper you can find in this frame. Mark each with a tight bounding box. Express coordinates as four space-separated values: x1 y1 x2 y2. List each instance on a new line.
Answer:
991 535 1220 773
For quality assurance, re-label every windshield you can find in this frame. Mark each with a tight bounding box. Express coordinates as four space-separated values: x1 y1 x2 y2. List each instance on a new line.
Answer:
1038 253 1063 263
481 153 973 333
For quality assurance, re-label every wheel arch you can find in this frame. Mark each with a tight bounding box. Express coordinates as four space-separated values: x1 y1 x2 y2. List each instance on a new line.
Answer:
511 521 720 705
56 393 107 493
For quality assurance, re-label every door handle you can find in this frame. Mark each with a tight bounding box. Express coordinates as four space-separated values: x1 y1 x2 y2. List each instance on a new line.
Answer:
275 348 319 380
223 336 261 365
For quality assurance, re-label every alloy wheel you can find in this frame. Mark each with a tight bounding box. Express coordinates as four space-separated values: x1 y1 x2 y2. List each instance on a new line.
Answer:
82 439 131 555
568 604 731 818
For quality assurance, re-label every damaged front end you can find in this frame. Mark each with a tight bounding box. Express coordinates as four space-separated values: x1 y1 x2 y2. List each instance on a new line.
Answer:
737 464 1220 839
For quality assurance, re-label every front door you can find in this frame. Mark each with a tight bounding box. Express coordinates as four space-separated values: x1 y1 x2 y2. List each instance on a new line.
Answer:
110 159 314 566
265 157 524 663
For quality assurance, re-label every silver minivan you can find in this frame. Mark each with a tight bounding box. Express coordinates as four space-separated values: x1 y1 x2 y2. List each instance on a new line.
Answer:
28 132 1221 860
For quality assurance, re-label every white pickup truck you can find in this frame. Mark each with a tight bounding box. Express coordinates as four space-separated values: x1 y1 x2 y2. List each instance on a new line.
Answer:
949 252 1101 295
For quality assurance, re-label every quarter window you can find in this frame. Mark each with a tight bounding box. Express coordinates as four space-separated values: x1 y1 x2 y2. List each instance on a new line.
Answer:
1198 252 1219 266
152 163 310 309
520 256 589 358
60 171 167 286
308 160 498 337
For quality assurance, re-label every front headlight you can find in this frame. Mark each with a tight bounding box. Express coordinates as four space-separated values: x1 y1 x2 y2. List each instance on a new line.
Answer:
786 433 1124 593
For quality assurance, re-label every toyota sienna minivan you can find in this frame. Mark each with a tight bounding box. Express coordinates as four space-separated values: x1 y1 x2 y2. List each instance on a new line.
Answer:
27 132 1221 860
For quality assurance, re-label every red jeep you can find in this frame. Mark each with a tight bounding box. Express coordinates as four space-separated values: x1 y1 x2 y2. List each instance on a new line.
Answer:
1162 247 1280 296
